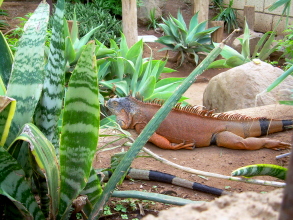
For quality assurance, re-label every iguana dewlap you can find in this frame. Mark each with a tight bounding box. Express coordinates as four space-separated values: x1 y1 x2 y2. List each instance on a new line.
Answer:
106 96 292 150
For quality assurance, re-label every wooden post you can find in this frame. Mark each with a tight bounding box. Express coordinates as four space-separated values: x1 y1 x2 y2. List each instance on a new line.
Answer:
122 0 138 47
211 21 224 43
244 5 255 31
192 0 209 23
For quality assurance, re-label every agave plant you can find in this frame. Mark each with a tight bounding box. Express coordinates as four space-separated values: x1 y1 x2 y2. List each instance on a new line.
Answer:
156 10 220 67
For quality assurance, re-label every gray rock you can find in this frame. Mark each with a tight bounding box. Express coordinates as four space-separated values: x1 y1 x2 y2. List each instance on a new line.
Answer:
203 61 293 112
137 0 163 26
232 30 264 55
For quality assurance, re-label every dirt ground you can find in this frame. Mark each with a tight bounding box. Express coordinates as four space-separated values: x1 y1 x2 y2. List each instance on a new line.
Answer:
95 1 293 219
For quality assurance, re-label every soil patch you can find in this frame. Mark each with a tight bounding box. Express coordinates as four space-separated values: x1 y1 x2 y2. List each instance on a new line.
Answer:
95 1 292 219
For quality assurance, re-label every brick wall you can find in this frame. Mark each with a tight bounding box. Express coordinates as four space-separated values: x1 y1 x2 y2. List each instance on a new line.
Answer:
223 0 293 34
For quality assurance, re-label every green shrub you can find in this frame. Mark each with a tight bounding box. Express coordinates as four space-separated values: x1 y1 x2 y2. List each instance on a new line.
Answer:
64 0 122 16
212 0 238 33
65 0 122 46
277 25 293 69
0 8 9 30
156 10 219 67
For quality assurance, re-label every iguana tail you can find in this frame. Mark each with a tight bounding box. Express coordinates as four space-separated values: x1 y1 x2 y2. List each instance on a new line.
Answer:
100 168 229 196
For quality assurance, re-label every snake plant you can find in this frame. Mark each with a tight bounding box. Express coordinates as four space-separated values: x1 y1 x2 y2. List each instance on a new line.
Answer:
156 10 219 67
0 1 102 218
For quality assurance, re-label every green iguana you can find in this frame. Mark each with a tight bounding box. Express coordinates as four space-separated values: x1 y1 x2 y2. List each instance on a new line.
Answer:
106 96 292 150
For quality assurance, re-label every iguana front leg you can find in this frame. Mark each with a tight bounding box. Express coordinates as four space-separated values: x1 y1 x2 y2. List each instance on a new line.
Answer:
134 124 194 150
149 133 195 150
215 131 291 150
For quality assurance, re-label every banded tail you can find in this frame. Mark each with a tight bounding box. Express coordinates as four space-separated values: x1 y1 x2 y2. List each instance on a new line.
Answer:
258 118 293 136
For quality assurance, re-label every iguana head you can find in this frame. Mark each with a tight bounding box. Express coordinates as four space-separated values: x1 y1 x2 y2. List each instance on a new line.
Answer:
106 96 137 129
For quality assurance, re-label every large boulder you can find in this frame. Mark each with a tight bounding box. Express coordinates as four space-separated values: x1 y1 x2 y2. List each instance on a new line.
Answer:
203 61 293 112
137 0 164 26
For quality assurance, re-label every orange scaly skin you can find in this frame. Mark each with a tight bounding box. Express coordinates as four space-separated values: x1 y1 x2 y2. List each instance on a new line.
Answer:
106 96 292 150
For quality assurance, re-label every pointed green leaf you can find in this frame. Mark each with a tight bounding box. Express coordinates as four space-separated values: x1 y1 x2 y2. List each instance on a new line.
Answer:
154 78 184 93
5 2 50 148
158 23 172 36
59 41 100 217
126 39 143 62
232 164 287 180
241 22 250 59
267 64 293 92
251 31 271 59
0 96 16 146
65 36 76 63
0 32 13 87
188 12 199 30
137 76 156 99
156 35 176 45
100 80 129 97
7 123 60 218
95 48 115 57
226 56 245 67
207 59 230 69
257 32 277 60
0 147 45 220
34 0 66 149
120 34 129 57
73 25 101 51
268 0 290 11
81 168 103 207
73 44 86 63
177 10 187 30
215 43 244 60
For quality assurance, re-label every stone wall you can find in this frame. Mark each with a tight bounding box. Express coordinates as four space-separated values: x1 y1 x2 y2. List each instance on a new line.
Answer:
223 0 293 34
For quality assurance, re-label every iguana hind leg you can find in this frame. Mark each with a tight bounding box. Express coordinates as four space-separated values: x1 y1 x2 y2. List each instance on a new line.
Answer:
215 131 291 150
149 132 194 150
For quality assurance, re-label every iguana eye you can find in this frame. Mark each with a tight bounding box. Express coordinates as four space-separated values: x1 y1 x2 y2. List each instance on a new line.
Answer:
112 101 118 106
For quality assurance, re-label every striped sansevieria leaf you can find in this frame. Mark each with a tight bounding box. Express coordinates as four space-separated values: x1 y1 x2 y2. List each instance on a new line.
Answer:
34 0 66 150
5 2 50 148
231 164 287 180
0 147 45 219
0 96 16 146
7 123 60 218
0 31 13 88
58 40 100 218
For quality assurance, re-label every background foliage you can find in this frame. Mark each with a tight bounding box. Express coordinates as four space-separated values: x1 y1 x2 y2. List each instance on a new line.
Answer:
64 0 122 46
